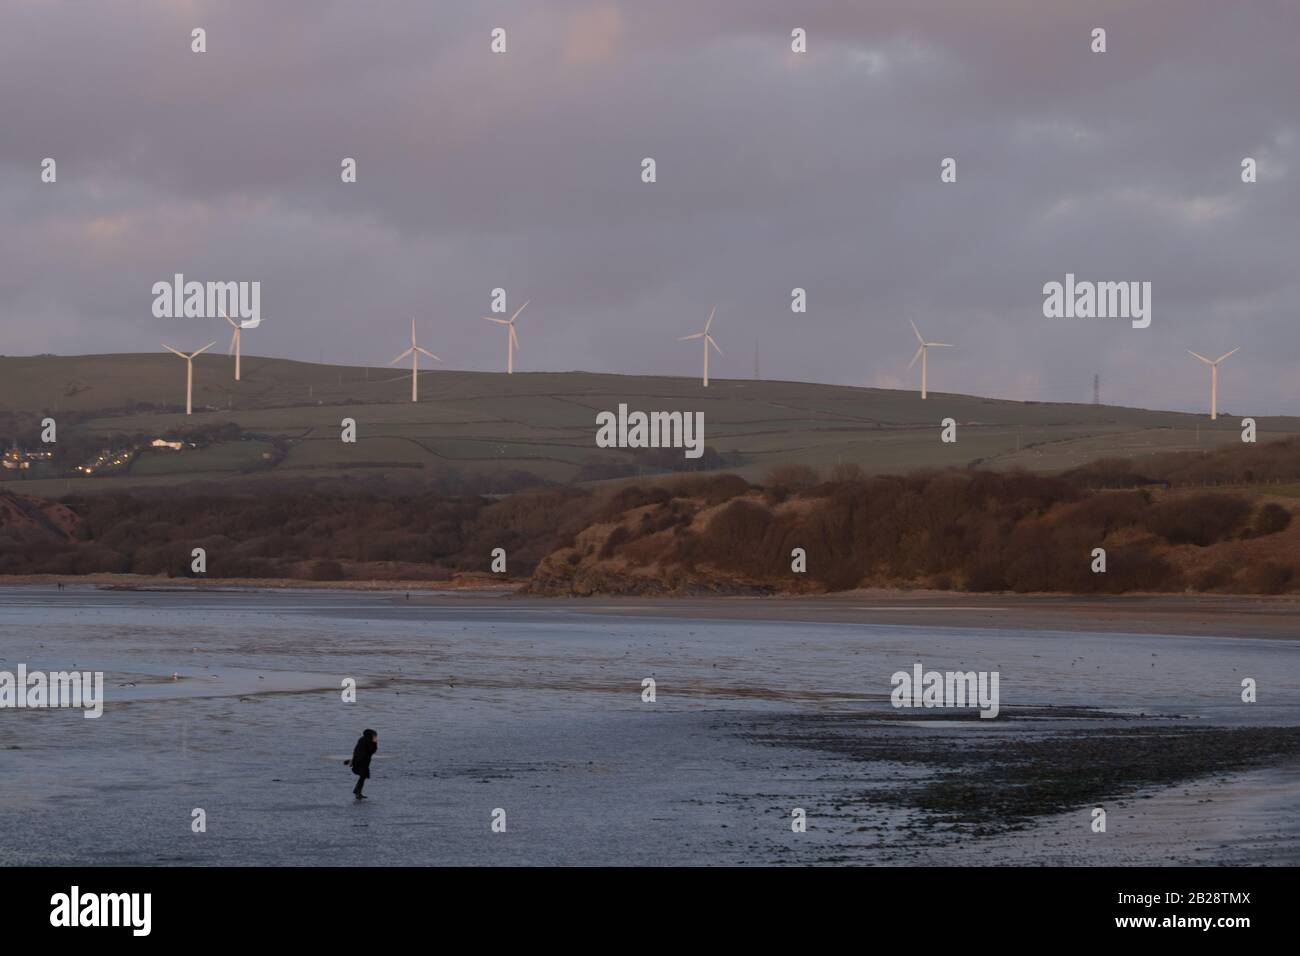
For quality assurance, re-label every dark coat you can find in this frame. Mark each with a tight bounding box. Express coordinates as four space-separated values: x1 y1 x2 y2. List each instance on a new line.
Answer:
350 735 377 778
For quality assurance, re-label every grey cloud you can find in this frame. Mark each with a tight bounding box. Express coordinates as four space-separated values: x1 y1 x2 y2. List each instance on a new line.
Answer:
1 0 1296 412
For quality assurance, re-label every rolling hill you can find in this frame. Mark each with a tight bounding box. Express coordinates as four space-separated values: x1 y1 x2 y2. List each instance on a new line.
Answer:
2 353 1296 494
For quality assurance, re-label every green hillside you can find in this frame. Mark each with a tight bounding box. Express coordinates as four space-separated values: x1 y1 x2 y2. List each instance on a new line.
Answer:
1 353 1294 494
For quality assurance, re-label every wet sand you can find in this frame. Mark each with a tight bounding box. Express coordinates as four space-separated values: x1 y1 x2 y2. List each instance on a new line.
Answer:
432 590 1300 641
9 578 1300 637
1 585 1297 865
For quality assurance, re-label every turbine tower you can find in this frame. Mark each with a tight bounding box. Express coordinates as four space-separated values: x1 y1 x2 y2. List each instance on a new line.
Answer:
1187 348 1239 420
162 342 216 416
222 312 260 382
390 318 440 402
907 320 953 400
481 300 528 374
679 306 722 387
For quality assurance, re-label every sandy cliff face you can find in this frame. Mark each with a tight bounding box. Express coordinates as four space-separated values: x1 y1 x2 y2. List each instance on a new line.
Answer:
528 553 783 596
526 499 818 596
0 490 79 544
2 472 1298 596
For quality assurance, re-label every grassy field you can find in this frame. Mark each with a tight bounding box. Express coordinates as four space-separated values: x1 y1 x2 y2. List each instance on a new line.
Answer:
3 352 1297 493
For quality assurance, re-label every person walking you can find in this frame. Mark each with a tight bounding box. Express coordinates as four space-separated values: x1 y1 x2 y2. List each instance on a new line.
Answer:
345 728 378 800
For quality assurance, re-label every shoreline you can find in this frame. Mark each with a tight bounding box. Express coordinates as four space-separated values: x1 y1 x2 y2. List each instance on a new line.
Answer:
4 575 1300 639
0 572 517 593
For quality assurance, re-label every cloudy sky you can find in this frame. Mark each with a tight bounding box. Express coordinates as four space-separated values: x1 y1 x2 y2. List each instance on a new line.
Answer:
2 0 1296 413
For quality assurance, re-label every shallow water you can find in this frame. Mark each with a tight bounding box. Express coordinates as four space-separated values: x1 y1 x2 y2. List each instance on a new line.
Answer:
1 586 1297 865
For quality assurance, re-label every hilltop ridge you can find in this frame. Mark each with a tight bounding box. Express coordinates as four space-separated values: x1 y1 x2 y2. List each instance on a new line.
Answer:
2 353 1297 493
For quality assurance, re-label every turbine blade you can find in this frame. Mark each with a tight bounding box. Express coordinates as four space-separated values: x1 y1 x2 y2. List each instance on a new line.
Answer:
162 343 186 358
483 316 509 325
1187 350 1212 364
910 319 925 345
704 306 716 333
907 345 924 370
415 347 440 361
228 330 239 354
1214 347 1240 364
190 342 217 358
509 325 519 349
223 312 238 329
390 348 414 365
928 342 954 348
411 318 417 345
510 300 530 323
707 335 722 356
679 332 705 341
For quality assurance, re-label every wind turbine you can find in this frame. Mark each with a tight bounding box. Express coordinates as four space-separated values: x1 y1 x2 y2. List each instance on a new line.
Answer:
162 342 216 415
679 306 722 387
390 318 440 402
222 312 260 382
481 300 528 374
907 320 953 400
1187 347 1239 420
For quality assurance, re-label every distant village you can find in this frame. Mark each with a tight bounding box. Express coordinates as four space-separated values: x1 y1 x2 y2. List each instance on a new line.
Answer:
2 437 195 479
1 447 55 472
0 422 279 482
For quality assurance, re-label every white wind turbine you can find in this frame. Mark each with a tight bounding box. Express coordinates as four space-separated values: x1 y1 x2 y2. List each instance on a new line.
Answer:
481 300 528 374
162 342 216 416
907 320 953 400
679 306 722 387
223 312 260 382
390 318 440 402
1187 347 1239 420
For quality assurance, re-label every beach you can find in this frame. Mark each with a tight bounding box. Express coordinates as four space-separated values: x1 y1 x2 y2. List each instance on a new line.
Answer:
1 584 1296 865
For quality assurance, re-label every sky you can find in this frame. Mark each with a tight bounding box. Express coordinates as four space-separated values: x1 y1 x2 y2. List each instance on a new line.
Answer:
1 0 1296 413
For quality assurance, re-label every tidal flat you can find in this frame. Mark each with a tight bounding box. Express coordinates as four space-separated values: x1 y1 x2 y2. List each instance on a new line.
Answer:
1 586 1295 865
